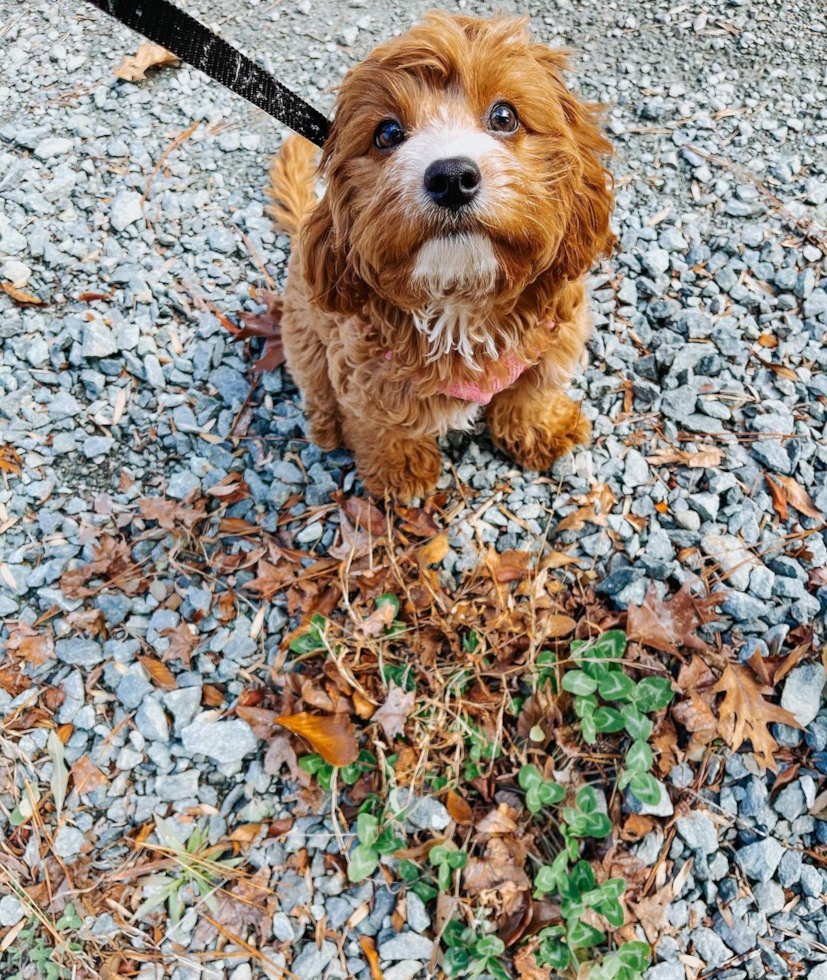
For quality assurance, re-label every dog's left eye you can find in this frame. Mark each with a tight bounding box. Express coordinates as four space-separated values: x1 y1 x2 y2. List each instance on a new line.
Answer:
374 120 406 150
488 102 519 134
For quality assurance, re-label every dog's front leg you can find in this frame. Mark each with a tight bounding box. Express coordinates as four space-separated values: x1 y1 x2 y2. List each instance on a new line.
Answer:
342 416 442 503
486 364 591 472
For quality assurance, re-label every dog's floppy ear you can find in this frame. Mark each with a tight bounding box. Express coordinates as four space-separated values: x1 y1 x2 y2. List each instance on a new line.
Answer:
299 194 369 317
533 47 616 282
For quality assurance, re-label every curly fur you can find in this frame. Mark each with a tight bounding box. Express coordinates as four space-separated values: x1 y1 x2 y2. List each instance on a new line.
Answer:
268 12 615 501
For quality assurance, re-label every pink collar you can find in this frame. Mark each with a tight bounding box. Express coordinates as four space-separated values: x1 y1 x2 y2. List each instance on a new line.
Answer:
383 320 555 406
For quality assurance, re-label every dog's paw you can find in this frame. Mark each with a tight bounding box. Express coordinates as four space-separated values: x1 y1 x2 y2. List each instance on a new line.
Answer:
308 409 343 451
488 392 591 471
360 437 442 503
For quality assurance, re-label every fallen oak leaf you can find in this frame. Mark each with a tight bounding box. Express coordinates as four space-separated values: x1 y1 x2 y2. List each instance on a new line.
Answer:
263 734 302 781
160 622 199 668
113 42 180 81
446 791 473 825
274 712 359 766
627 581 724 656
242 558 295 602
336 493 387 536
712 662 802 772
139 495 207 530
371 685 416 740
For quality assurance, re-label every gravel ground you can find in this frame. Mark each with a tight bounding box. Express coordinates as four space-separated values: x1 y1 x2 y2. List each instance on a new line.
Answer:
2 0 827 978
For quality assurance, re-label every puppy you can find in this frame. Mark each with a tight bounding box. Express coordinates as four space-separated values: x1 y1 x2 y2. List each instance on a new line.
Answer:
267 13 615 502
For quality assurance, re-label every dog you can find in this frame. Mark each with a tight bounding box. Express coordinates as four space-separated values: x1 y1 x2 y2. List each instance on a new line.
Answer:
267 12 615 502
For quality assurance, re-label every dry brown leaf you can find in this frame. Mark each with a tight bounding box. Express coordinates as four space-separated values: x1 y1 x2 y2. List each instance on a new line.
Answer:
770 475 822 519
646 446 724 469
6 623 55 667
358 602 396 638
263 734 302 781
671 656 720 758
625 880 675 944
627 581 724 655
513 940 552 980
463 837 530 895
359 936 383 980
712 662 802 771
236 706 279 740
2 282 45 305
475 804 519 836
371 685 415 740
418 533 449 568
60 535 145 597
555 484 615 532
160 622 199 668
0 444 22 476
243 558 295 601
137 656 177 691
113 42 180 81
274 712 359 766
139 495 206 529
329 511 373 560
70 755 108 794
340 495 387 536
765 474 788 522
193 867 273 946
540 614 577 639
446 791 473 824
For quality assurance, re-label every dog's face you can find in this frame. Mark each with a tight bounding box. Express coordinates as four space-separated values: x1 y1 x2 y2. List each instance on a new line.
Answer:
302 14 614 354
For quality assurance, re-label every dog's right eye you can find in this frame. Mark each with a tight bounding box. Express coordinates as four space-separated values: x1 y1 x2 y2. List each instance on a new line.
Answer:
373 120 405 150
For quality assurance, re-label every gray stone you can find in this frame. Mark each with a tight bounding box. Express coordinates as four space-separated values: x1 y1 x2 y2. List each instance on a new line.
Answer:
752 880 785 914
378 933 435 961
736 838 784 882
676 813 718 856
407 797 451 831
156 770 200 802
290 941 336 980
383 963 423 980
645 965 684 980
163 687 202 733
624 449 650 488
691 926 731 969
700 533 760 592
56 638 103 667
0 895 25 927
110 190 144 231
405 891 430 932
34 136 74 159
712 912 757 955
53 826 88 860
83 436 114 458
626 779 673 817
81 321 117 358
116 667 153 709
781 665 826 727
135 697 170 742
167 470 201 500
180 719 258 765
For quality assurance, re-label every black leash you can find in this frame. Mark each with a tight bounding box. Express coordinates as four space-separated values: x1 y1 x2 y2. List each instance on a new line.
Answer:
82 0 330 147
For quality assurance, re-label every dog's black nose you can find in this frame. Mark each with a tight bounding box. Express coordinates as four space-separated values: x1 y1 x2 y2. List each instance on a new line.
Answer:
423 157 481 210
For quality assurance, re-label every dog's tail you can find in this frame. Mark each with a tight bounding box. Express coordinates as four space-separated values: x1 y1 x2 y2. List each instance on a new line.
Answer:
266 135 319 237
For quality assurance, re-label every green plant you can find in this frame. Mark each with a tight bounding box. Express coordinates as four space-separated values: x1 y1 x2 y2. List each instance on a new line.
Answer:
133 818 242 925
289 613 328 654
463 721 501 780
442 922 509 980
517 764 565 813
6 905 84 980
347 811 406 882
588 942 652 980
299 748 376 792
429 842 468 891
563 630 672 807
